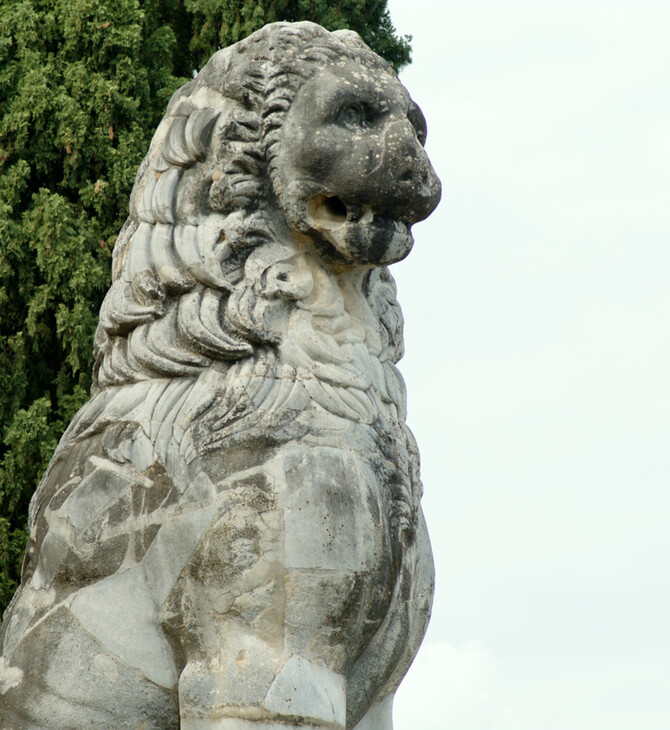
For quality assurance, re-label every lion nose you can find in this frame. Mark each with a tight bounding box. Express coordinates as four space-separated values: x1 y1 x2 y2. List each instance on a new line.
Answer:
385 121 441 222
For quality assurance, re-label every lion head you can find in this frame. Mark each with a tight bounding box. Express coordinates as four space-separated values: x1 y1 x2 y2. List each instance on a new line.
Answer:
92 22 441 393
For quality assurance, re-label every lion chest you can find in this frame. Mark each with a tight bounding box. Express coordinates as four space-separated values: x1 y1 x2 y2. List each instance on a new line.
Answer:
186 437 397 669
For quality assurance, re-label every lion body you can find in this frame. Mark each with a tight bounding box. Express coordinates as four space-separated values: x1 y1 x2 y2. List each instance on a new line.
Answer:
0 22 439 729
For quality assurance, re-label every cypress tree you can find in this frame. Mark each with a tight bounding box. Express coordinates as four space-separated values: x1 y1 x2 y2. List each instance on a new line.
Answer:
0 2 411 617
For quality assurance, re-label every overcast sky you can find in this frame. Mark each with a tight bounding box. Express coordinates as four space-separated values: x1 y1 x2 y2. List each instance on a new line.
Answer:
386 2 670 728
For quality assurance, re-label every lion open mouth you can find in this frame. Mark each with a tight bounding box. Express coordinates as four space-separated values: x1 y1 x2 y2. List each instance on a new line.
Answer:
308 194 349 224
307 194 412 265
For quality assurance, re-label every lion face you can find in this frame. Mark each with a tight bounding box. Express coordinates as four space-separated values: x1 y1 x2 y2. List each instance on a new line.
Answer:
275 58 441 266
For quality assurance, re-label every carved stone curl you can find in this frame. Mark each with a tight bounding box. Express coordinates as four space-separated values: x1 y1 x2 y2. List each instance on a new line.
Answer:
0 21 440 730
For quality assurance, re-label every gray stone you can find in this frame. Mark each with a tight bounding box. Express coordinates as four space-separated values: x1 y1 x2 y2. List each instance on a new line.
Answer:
0 21 439 729
69 565 177 689
263 655 346 725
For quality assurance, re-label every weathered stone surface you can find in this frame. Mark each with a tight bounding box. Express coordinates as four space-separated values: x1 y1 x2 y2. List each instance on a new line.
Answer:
0 21 440 729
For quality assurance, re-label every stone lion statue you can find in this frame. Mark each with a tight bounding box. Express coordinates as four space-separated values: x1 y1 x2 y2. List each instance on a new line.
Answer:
0 22 440 730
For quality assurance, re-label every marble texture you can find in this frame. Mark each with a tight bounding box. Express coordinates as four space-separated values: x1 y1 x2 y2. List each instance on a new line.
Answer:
0 21 440 729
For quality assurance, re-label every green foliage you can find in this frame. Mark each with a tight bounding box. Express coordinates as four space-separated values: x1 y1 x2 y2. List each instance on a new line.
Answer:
0 1 410 619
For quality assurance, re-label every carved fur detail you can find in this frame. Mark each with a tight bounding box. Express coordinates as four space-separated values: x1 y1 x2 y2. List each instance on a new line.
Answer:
94 23 401 394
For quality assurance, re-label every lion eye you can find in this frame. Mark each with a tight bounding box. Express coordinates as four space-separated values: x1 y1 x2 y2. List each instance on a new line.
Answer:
338 102 375 129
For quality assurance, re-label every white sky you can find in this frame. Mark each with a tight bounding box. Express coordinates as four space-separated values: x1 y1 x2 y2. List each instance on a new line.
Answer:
386 1 670 728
